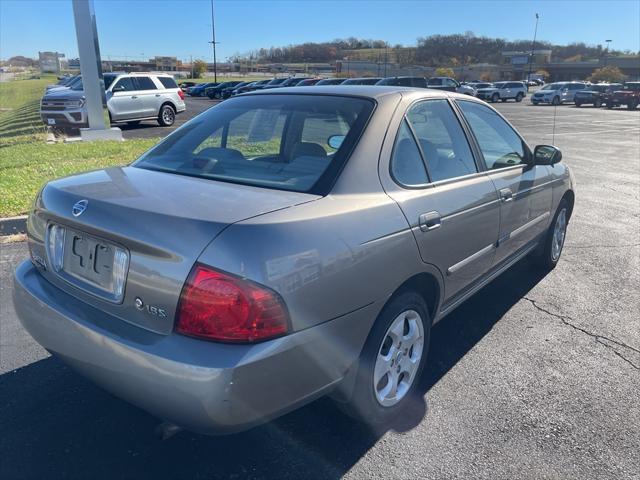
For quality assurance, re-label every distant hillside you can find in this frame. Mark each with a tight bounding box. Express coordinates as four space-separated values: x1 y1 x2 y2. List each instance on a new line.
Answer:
234 34 634 66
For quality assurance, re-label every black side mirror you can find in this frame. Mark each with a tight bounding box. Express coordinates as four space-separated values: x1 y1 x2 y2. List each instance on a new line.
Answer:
534 145 562 165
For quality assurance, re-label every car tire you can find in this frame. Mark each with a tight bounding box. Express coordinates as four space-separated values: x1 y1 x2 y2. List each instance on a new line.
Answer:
516 93 524 102
491 93 500 103
157 104 175 127
343 291 431 426
594 99 602 108
552 96 560 106
607 102 614 109
533 199 569 271
627 100 638 110
575 102 582 107
532 100 539 105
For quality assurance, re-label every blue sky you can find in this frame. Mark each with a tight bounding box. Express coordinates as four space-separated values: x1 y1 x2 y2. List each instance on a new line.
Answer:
1 0 639 62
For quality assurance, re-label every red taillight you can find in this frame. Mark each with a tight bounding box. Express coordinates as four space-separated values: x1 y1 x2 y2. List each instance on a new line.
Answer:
177 89 185 100
176 264 289 342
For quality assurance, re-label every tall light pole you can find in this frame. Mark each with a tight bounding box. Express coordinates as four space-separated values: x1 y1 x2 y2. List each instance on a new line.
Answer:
209 0 218 82
604 39 612 66
527 13 540 82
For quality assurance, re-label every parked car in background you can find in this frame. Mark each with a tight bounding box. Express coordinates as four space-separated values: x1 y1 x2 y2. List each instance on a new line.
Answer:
232 79 271 95
341 77 383 85
206 81 243 99
531 82 587 105
279 77 313 87
17 86 574 436
574 83 621 108
377 76 427 87
295 78 322 86
188 82 219 97
261 77 289 89
220 81 252 99
46 75 82 92
40 72 185 129
468 82 493 90
179 81 197 92
427 77 476 96
606 82 640 110
476 82 527 103
315 78 346 86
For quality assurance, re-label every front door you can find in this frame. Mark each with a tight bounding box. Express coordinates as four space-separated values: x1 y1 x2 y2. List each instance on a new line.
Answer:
383 99 501 301
456 100 553 265
109 77 143 121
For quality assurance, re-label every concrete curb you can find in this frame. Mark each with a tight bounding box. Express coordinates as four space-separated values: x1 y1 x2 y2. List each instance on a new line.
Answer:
0 216 27 236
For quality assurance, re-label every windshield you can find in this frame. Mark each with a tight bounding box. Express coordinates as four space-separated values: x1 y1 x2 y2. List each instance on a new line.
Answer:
134 94 374 194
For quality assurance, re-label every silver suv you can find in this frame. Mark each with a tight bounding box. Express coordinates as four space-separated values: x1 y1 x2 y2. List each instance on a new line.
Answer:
531 82 587 105
40 72 186 129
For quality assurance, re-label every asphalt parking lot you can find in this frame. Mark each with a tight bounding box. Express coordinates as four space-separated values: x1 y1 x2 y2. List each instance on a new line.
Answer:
119 96 216 139
1 99 639 479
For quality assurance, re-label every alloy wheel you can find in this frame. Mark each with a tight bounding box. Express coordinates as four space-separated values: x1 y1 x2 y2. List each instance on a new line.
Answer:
373 309 424 407
551 208 567 261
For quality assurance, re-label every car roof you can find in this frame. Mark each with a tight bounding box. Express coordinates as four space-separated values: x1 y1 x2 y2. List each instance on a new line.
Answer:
245 85 462 101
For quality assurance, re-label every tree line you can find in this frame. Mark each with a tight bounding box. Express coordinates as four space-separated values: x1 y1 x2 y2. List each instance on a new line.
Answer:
231 33 634 66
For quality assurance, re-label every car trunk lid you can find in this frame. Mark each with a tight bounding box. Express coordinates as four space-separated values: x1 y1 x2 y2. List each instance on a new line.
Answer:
28 166 319 334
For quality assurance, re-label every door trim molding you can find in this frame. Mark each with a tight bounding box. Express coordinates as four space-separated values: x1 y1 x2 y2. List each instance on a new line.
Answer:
447 243 496 276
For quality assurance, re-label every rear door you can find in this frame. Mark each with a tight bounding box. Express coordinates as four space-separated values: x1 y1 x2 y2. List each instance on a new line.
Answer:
383 98 501 301
134 76 161 117
456 100 553 265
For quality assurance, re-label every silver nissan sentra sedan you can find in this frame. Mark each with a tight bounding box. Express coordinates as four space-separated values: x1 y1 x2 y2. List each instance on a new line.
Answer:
14 86 575 435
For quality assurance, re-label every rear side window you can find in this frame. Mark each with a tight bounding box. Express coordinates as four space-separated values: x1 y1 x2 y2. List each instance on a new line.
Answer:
135 77 157 90
158 77 178 89
427 78 442 86
457 100 528 170
135 95 374 194
390 120 429 186
406 100 477 182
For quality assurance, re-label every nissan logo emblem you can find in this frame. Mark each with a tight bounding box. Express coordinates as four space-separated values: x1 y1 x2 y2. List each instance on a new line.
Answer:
72 199 88 217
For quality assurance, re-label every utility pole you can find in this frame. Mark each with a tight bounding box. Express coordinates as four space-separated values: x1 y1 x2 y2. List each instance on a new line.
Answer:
604 39 612 66
527 13 539 81
384 43 388 77
209 0 218 82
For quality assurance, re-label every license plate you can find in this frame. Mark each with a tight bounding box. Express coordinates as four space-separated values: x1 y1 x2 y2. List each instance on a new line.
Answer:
47 118 56 125
50 226 129 302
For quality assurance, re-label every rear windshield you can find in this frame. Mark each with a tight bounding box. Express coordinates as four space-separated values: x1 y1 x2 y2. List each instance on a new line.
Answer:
158 77 178 89
134 94 374 194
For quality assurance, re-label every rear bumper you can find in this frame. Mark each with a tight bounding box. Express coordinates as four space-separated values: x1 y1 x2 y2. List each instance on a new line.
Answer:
14 261 372 434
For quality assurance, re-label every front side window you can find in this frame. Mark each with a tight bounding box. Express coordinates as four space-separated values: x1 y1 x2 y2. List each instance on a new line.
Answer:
112 77 136 92
135 95 373 193
406 100 477 182
428 78 442 86
457 100 528 170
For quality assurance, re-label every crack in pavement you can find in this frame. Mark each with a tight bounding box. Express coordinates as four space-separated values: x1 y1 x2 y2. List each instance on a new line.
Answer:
563 243 640 250
524 297 640 371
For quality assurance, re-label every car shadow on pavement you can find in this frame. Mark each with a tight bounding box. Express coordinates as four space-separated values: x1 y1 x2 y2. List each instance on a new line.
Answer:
0 258 547 480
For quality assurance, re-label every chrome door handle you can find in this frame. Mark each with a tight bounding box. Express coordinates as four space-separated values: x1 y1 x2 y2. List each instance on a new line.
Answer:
131 95 138 99
499 188 513 202
155 94 160 97
419 211 442 232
